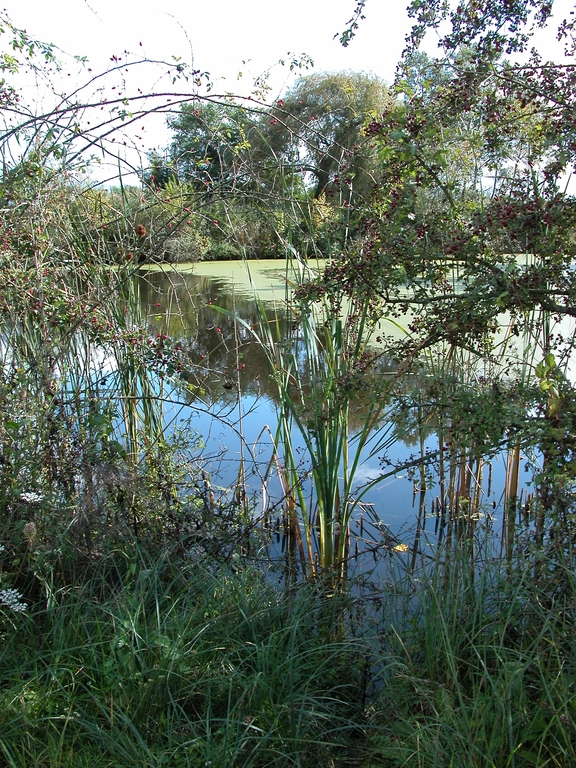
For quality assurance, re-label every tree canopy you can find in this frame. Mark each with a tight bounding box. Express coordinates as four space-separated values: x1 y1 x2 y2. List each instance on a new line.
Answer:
163 72 391 205
294 0 576 528
167 101 251 192
259 71 392 201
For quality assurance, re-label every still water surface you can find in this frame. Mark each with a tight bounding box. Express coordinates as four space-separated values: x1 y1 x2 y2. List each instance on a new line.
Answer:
138 260 525 548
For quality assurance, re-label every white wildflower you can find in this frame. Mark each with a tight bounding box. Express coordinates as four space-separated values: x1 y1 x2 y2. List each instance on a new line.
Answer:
19 492 43 504
23 522 36 540
0 588 27 613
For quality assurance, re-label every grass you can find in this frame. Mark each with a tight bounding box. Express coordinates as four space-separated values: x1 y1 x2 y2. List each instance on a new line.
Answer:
0 544 369 768
367 532 576 767
3 529 576 767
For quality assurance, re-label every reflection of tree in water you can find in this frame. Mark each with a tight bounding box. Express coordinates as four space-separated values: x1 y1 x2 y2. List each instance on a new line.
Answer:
138 268 406 433
138 269 291 403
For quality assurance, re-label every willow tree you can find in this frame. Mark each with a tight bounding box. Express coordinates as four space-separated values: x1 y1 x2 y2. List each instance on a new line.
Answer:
259 71 392 203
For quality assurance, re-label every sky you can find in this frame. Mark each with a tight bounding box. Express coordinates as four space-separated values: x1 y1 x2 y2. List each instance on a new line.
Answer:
5 0 416 181
4 0 575 183
8 0 411 89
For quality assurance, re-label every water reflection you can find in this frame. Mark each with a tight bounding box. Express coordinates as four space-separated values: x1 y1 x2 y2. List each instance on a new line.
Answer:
136 261 524 564
138 264 292 403
138 262 400 426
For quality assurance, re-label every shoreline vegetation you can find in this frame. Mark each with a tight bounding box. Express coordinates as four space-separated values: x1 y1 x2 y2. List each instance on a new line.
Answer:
2 3 576 765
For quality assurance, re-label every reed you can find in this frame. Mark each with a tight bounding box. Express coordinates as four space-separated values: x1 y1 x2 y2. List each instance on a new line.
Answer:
218 252 403 585
0 163 193 559
369 530 576 767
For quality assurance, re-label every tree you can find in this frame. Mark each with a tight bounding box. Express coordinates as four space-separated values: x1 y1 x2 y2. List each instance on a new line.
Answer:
259 71 392 203
312 1 576 346
144 150 178 189
298 0 576 542
167 101 251 193
160 72 392 256
335 1 576 342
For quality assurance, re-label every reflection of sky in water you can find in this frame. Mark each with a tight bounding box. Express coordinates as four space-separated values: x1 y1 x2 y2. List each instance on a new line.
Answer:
161 381 529 540
139 262 537 542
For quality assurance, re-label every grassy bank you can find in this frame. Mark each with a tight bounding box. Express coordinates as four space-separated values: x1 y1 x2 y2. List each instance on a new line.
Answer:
369 535 576 767
2 532 575 767
0 545 368 767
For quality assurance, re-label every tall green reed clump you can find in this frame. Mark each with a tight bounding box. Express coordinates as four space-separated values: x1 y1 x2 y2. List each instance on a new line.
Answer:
367 528 576 767
232 252 401 585
0 155 214 605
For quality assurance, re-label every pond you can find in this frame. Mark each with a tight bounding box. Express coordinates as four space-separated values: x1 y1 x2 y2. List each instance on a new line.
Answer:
137 259 532 569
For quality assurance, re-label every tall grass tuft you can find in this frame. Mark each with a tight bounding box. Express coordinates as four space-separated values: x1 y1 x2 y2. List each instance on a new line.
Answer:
218 252 403 585
368 530 576 767
0 543 369 767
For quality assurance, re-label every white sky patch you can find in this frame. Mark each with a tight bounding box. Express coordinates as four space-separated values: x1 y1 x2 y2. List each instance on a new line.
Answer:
9 0 410 87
